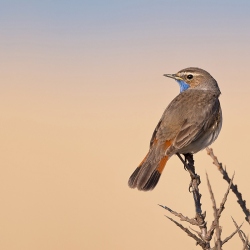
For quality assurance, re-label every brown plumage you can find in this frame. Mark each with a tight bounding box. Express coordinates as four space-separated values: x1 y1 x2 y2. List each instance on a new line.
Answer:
128 67 222 191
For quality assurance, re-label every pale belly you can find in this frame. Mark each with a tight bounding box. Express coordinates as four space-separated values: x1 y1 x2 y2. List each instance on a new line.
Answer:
178 117 222 154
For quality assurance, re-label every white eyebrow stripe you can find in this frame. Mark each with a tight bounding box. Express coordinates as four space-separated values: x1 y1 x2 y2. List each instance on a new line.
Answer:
184 72 200 76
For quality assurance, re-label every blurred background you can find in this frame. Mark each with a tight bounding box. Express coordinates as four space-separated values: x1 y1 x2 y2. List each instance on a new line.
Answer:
1 1 250 249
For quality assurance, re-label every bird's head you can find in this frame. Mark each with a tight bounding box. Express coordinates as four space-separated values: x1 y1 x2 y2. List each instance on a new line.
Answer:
164 67 220 94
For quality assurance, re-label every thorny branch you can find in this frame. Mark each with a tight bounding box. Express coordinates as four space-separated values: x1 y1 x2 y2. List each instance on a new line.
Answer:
165 215 207 249
159 149 249 249
206 172 234 244
206 147 250 224
177 153 208 241
232 217 250 249
221 222 243 246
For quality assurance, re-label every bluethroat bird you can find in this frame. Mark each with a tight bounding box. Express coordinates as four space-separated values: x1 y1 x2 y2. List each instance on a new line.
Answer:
128 67 222 191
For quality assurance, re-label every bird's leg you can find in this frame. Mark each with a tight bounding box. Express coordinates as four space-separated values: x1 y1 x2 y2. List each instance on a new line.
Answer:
176 153 196 178
184 154 188 170
183 153 195 174
176 153 189 174
183 154 188 171
185 153 201 189
176 153 200 190
177 153 194 172
177 153 189 171
176 153 193 190
176 153 188 169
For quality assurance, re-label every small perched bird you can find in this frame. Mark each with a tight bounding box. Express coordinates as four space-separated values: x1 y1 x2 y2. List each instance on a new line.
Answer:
128 67 222 191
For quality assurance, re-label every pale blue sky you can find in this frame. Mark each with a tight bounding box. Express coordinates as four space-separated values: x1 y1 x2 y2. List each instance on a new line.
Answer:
1 1 250 46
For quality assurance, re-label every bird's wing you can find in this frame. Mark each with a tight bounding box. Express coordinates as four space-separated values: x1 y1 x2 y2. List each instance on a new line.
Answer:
154 90 220 153
150 119 162 147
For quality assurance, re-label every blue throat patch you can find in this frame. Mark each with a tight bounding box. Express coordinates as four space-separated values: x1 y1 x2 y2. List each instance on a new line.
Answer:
177 80 190 93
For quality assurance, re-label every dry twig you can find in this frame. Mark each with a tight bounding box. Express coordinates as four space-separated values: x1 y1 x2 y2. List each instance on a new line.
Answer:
165 215 208 248
160 151 248 249
159 205 198 226
243 238 249 250
206 147 250 224
221 222 243 246
232 217 250 249
206 173 234 243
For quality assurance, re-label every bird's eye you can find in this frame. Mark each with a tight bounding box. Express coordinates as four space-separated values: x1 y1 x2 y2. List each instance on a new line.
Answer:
187 74 193 80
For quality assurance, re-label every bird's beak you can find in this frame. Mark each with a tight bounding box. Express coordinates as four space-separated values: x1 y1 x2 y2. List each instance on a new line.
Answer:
163 74 182 81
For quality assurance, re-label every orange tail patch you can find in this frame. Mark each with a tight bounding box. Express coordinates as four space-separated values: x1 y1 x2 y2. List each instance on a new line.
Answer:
163 140 172 150
141 155 169 191
156 155 169 174
128 139 172 191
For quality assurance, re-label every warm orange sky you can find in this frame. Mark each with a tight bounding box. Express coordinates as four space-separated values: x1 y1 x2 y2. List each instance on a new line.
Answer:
1 1 250 249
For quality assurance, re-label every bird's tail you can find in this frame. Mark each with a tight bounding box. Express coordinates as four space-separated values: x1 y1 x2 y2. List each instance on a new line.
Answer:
128 140 171 191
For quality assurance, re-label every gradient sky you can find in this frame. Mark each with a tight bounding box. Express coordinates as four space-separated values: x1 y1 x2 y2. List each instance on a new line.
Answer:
1 1 250 250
